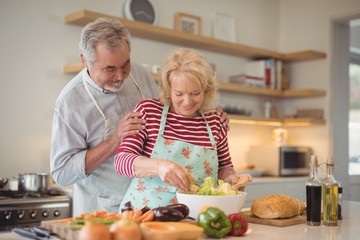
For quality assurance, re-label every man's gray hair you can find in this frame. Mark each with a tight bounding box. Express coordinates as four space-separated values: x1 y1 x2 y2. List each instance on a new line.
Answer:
79 18 131 67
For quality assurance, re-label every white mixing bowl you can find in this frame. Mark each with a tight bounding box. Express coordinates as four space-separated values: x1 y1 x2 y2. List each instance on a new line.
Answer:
176 191 248 219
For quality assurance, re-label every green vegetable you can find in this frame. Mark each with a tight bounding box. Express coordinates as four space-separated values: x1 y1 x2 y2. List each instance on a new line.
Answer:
71 217 116 229
197 207 231 238
213 179 238 195
197 176 215 195
195 177 238 196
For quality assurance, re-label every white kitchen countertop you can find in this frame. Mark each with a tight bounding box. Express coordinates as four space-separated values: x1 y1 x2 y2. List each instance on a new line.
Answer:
238 200 360 240
1 201 359 240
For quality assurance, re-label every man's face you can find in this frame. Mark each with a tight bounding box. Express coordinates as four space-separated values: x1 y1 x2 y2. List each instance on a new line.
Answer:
85 43 131 92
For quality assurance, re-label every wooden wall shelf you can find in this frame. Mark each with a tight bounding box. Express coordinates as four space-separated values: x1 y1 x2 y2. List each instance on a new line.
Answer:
63 10 327 127
64 10 326 61
217 82 326 98
229 115 326 126
64 64 326 98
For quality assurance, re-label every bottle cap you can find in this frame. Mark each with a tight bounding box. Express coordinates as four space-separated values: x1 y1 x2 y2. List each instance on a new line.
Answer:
310 155 319 167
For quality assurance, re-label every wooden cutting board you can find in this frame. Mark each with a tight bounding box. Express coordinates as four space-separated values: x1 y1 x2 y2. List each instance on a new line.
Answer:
241 210 306 227
40 218 199 240
41 219 79 240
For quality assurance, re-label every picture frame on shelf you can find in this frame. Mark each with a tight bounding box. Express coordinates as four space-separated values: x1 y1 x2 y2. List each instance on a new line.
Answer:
213 12 236 42
175 12 202 35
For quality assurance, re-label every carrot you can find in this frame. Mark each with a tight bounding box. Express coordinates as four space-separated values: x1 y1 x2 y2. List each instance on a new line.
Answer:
76 213 91 219
132 210 143 220
139 210 154 222
93 210 107 218
128 210 134 219
122 210 134 220
133 213 144 223
105 212 122 220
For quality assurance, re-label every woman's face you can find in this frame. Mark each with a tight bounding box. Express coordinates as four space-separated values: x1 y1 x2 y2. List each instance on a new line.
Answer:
170 76 204 117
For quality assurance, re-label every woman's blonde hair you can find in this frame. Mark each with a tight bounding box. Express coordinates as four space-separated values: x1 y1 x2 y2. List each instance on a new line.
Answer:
159 48 218 113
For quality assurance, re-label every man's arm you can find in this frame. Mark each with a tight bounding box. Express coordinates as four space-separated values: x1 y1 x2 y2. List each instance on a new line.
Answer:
84 111 145 174
51 110 145 185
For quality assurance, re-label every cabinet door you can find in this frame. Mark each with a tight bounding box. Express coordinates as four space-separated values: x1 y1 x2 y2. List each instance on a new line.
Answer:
244 180 306 208
244 183 284 207
284 181 306 202
349 185 360 200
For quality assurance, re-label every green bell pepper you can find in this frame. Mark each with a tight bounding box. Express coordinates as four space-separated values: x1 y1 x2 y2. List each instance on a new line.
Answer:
197 207 231 238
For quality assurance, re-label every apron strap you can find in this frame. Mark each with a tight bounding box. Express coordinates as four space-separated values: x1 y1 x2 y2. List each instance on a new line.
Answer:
158 105 170 135
129 73 146 100
82 72 145 122
82 77 106 122
201 113 217 150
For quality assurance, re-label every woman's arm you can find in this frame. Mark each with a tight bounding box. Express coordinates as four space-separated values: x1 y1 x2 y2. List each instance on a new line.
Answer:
133 156 190 191
215 116 253 187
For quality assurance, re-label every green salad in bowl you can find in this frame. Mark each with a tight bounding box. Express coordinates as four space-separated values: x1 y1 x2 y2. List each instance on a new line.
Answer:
177 177 247 219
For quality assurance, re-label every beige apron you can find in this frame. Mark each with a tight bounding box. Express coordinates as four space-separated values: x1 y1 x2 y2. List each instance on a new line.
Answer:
82 74 145 140
81 74 145 211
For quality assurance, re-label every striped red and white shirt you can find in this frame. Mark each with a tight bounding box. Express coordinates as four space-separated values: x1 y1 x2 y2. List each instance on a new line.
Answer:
114 99 235 179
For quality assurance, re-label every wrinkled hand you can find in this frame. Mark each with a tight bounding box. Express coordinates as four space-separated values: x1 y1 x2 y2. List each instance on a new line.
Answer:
156 159 189 191
225 174 253 191
112 112 146 144
215 106 230 132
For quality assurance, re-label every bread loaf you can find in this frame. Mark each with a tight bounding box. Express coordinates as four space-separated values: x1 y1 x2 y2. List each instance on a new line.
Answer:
251 194 305 219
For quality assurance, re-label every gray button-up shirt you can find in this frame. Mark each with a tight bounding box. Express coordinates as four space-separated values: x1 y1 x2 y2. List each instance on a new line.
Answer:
50 62 159 216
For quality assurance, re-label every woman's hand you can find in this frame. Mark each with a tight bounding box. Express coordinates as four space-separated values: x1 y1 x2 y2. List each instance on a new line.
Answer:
224 174 253 191
156 159 190 191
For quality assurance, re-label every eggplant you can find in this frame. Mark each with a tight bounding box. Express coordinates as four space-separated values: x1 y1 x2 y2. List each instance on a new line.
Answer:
153 207 184 222
166 203 190 218
140 205 151 214
120 201 134 213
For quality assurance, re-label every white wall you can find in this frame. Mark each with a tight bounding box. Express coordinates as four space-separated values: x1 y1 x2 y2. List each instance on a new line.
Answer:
0 0 280 178
1 0 360 199
278 0 360 200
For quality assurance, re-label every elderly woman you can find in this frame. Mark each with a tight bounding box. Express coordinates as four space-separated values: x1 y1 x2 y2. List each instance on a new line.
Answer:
114 48 252 209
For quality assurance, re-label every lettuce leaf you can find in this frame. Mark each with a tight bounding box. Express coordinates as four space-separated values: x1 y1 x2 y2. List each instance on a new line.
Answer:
195 177 238 196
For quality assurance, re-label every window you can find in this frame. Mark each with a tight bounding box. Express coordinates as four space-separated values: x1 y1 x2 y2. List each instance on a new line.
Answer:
349 54 360 175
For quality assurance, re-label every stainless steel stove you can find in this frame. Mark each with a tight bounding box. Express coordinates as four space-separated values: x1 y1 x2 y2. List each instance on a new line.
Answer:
0 190 71 231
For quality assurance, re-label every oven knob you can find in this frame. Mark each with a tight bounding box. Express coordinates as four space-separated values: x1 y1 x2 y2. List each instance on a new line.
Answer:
42 210 49 218
30 210 37 218
4 211 11 220
54 210 60 217
18 211 25 220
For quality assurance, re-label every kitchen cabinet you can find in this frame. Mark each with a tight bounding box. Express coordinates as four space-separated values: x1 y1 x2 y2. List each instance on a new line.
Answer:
63 10 327 126
243 177 306 208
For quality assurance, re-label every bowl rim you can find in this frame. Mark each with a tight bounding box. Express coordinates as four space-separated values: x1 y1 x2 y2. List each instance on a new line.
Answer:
176 191 247 197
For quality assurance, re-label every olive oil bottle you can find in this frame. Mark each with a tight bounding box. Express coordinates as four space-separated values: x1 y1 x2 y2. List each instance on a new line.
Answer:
322 157 338 226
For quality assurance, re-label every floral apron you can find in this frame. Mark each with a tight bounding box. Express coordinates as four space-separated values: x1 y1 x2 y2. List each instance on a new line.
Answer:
120 105 218 210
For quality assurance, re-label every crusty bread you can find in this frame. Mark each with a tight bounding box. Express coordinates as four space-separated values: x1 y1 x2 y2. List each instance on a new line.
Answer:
251 194 305 219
